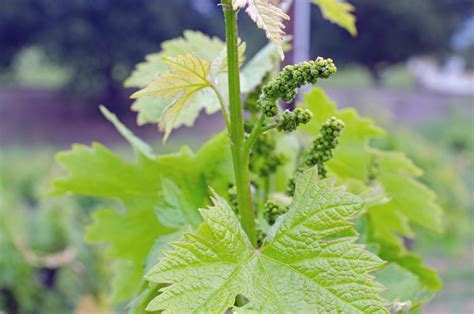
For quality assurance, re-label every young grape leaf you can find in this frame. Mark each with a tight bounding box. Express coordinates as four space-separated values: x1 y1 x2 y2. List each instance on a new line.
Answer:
299 88 443 293
85 204 170 302
125 30 281 131
125 31 225 130
155 178 202 229
372 150 443 234
299 87 386 182
131 54 213 142
234 0 290 60
312 0 357 35
125 30 225 88
240 41 281 93
146 168 387 313
99 105 155 159
367 151 443 292
51 132 233 302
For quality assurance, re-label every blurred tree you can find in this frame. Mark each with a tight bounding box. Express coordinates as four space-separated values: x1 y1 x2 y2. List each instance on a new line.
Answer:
0 0 222 111
310 0 473 81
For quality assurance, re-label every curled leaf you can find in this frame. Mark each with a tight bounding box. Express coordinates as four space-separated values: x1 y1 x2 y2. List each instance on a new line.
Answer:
234 0 289 60
131 54 212 141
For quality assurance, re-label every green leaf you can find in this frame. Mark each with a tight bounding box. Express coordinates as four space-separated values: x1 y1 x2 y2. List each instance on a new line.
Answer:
124 31 225 131
51 133 232 203
240 41 280 93
366 151 443 292
125 30 225 88
234 0 290 60
131 54 213 142
85 203 171 302
299 87 385 182
130 96 169 126
51 132 233 301
299 88 443 294
51 143 159 199
146 168 387 313
155 178 202 229
312 0 357 35
373 150 443 233
99 105 155 159
376 263 427 310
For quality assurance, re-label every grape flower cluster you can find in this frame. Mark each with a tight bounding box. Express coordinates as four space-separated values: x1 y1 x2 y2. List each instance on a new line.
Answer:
257 57 337 131
263 200 289 225
305 117 345 177
286 117 344 196
248 132 286 178
276 108 313 132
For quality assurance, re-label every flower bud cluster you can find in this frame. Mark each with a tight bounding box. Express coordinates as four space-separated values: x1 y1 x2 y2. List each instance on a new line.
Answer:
276 108 313 132
305 117 344 177
227 185 238 214
263 200 289 225
249 133 286 177
244 75 267 114
366 155 380 183
257 57 337 118
286 167 304 197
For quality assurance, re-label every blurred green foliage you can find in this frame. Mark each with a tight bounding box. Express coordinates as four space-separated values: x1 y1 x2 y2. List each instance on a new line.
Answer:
0 149 110 313
372 108 474 256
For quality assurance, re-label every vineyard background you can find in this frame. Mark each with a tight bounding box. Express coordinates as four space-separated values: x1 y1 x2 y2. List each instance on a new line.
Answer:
1 0 473 313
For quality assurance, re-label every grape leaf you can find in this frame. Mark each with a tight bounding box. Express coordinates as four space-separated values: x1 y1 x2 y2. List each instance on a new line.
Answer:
299 87 386 182
125 30 280 132
146 168 387 313
234 0 289 60
51 131 233 301
240 41 281 93
370 150 443 235
299 88 442 292
85 204 169 302
312 0 357 35
155 178 202 229
125 30 224 88
99 105 155 159
375 263 429 311
131 54 213 142
125 31 225 130
367 151 443 292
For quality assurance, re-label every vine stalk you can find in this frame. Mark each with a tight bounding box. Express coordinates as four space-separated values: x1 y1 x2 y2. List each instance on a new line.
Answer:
222 0 257 246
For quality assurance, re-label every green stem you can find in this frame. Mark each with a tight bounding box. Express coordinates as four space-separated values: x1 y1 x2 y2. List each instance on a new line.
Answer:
222 0 257 246
210 84 230 130
243 114 265 153
260 123 277 133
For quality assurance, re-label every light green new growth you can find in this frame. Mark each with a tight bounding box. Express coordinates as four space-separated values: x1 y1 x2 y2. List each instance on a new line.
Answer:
233 0 289 59
145 168 387 313
125 30 280 139
131 54 215 142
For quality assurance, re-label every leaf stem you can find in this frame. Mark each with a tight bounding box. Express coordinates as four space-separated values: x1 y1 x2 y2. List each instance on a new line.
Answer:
261 123 277 133
243 114 265 153
222 0 257 246
210 84 230 130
